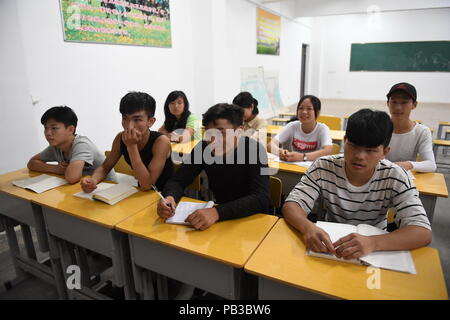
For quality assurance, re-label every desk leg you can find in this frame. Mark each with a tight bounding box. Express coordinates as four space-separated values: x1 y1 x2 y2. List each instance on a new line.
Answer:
437 125 443 140
112 230 136 300
156 274 168 300
19 223 37 260
74 246 92 287
2 216 27 281
46 233 68 300
31 203 49 252
419 194 436 225
142 269 156 300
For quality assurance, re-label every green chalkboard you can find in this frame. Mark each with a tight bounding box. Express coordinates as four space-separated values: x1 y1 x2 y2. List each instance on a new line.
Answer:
350 41 450 72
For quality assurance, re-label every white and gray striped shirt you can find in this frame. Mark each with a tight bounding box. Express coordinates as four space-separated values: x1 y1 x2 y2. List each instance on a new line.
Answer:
285 155 431 231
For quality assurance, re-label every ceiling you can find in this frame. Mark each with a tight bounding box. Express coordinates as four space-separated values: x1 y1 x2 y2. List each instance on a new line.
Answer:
260 0 450 18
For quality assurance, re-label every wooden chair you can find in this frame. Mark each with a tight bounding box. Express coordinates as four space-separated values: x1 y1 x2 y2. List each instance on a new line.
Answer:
331 143 341 155
432 140 450 158
269 176 282 215
271 117 290 126
173 162 201 198
317 114 341 130
104 151 134 176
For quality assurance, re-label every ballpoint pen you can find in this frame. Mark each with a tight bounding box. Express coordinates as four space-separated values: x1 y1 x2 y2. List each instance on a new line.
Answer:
151 184 174 212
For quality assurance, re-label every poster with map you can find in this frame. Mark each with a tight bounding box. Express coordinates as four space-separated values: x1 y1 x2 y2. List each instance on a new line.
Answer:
60 0 171 47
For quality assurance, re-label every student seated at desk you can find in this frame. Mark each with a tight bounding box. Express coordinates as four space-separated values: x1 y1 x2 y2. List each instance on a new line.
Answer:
27 106 116 184
158 90 201 143
81 91 173 192
232 91 266 138
282 109 431 259
157 103 270 230
270 95 333 162
385 82 436 172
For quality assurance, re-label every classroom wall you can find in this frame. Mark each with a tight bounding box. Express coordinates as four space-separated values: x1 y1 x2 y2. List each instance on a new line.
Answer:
0 0 309 174
308 8 450 103
212 0 311 107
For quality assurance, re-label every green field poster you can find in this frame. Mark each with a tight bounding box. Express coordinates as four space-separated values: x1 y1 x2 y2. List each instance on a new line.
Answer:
60 0 172 47
257 8 280 55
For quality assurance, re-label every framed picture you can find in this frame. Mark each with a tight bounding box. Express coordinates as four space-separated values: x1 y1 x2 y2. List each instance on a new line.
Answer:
257 8 280 55
60 0 172 47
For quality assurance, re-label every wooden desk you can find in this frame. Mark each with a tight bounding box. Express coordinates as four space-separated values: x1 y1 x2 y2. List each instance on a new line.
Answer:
244 219 448 300
37 183 159 299
278 112 296 118
414 171 448 223
0 169 66 298
116 197 278 299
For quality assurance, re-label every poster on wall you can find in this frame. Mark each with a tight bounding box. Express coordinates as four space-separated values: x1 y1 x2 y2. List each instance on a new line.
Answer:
60 0 172 47
256 8 280 55
240 67 280 119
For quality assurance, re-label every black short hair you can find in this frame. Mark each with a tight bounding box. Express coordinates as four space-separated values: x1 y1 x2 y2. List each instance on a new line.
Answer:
41 106 78 134
202 103 244 128
297 95 321 118
119 91 156 118
232 92 259 116
346 109 393 148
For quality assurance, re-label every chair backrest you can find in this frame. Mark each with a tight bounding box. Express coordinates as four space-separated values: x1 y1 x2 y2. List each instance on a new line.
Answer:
317 114 341 130
173 162 201 192
104 151 134 176
332 143 341 155
269 176 282 214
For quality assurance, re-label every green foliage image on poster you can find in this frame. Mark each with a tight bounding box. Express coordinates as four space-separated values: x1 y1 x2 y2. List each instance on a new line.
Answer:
60 0 172 47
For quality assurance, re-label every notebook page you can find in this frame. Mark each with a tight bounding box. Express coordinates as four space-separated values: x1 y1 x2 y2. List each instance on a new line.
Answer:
13 174 52 188
357 224 416 274
94 183 135 200
317 221 357 243
166 201 214 225
28 176 67 193
74 182 115 200
270 155 312 168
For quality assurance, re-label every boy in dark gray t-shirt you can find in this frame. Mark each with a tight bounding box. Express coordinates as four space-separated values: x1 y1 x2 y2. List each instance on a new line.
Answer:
28 106 116 183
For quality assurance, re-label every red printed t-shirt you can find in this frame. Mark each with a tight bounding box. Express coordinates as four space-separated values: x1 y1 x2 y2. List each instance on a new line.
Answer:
274 121 332 153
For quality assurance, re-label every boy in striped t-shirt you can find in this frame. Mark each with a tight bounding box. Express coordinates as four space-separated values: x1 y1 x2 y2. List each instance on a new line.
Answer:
282 109 431 261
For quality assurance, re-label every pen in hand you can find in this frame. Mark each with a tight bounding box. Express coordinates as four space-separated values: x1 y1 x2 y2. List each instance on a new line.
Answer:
151 184 174 213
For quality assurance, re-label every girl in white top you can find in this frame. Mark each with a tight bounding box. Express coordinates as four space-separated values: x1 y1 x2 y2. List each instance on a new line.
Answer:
270 95 333 162
385 82 436 172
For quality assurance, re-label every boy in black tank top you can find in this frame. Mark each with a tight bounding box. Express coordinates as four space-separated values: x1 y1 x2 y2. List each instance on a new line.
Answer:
81 92 173 193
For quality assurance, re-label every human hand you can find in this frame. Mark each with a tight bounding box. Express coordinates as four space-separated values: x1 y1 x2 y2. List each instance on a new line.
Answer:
185 207 219 230
157 196 176 219
80 177 98 193
395 161 413 171
334 233 376 260
169 132 182 143
304 224 336 254
122 128 142 147
54 162 68 175
284 151 303 162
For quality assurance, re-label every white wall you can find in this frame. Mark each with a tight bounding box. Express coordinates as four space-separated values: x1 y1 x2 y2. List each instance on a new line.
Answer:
308 8 450 103
0 0 309 173
213 0 311 107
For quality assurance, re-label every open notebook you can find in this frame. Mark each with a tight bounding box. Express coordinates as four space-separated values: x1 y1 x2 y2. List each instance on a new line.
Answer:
80 183 138 205
166 201 215 225
267 153 312 168
74 182 116 200
307 221 416 274
12 174 67 193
